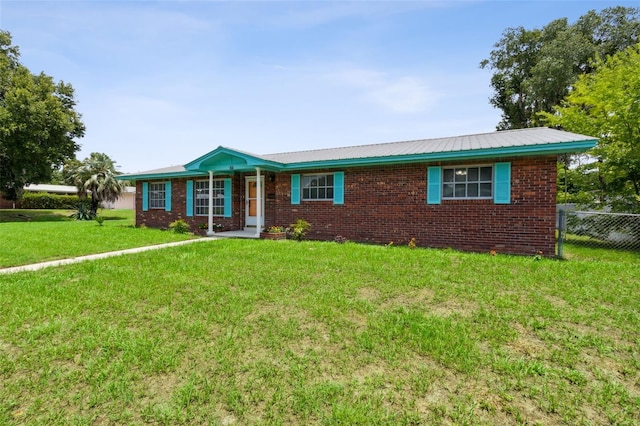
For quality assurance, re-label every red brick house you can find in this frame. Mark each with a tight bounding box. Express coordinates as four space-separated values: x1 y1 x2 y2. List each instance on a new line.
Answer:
119 127 596 256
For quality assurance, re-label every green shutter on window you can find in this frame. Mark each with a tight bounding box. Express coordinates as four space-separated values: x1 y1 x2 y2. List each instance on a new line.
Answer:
494 162 511 204
223 178 232 217
291 174 300 205
333 171 344 205
186 180 194 217
142 182 149 211
165 181 172 211
427 167 441 205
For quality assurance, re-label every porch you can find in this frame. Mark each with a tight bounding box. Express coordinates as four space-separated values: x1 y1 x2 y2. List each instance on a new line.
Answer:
210 229 260 239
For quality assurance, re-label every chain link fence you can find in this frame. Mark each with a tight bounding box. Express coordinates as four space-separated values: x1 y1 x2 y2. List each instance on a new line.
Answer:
557 209 640 257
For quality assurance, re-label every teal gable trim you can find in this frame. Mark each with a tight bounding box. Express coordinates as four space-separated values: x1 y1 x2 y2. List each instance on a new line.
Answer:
119 170 206 182
427 167 441 205
333 171 344 205
186 180 194 217
223 178 232 217
165 181 172 211
291 174 300 205
184 146 285 173
142 182 149 211
494 162 511 204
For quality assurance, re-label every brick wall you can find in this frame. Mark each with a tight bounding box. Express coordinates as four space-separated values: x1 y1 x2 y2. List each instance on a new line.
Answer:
135 156 558 255
136 175 277 236
270 156 558 256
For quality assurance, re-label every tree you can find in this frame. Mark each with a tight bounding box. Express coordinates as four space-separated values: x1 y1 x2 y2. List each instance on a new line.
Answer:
541 44 640 213
481 6 640 130
65 153 128 216
0 30 85 201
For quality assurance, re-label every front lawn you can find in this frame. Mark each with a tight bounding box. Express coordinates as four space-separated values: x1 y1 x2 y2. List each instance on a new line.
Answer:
0 239 638 424
0 209 195 268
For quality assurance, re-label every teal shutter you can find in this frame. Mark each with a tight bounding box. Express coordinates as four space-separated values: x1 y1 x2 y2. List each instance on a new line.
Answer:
494 162 511 204
291 174 300 205
223 178 232 217
427 167 441 205
142 182 149 211
186 180 193 217
333 171 344 205
165 181 172 211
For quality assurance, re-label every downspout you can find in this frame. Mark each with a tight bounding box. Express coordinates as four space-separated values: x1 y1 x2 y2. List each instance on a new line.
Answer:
255 167 262 237
207 171 215 236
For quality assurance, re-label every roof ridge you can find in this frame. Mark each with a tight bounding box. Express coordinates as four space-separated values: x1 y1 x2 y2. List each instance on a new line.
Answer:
263 127 547 157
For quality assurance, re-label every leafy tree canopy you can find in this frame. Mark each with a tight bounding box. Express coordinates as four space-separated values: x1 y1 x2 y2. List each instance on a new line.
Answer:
0 30 85 201
481 6 640 130
542 44 640 213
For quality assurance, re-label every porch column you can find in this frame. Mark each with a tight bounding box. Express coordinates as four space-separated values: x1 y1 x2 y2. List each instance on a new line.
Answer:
255 167 262 237
207 171 215 236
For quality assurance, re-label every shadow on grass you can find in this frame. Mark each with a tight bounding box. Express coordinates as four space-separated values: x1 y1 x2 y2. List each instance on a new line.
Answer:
0 209 133 223
0 210 73 223
562 236 640 262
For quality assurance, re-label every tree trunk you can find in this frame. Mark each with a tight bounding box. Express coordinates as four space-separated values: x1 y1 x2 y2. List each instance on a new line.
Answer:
90 194 100 216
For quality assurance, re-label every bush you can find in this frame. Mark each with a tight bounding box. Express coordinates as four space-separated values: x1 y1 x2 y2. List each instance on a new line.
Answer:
287 219 311 241
169 219 191 234
20 192 92 210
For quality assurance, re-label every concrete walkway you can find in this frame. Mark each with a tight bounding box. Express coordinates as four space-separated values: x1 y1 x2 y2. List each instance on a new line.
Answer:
0 237 219 275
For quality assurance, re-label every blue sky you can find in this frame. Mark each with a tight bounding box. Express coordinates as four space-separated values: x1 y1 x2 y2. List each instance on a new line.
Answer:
0 1 634 173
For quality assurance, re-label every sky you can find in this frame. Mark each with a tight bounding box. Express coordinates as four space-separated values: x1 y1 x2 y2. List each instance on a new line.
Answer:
0 0 635 173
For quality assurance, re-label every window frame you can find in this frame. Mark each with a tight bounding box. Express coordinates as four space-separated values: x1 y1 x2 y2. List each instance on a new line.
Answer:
194 179 225 216
301 173 335 201
148 182 166 209
441 165 493 200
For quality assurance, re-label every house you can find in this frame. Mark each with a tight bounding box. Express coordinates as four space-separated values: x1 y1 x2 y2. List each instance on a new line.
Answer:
0 184 79 209
119 127 597 256
101 185 136 210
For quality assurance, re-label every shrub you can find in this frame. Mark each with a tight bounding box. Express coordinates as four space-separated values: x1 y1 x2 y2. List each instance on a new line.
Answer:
20 192 92 210
169 219 191 234
287 219 311 241
70 204 95 220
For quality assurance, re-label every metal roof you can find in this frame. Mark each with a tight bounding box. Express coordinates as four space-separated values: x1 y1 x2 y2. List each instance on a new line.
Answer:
120 127 597 180
261 128 595 164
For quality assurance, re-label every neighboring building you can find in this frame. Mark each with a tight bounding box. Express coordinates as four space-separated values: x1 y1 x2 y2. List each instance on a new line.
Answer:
0 184 79 209
119 127 597 256
0 184 136 209
101 186 136 210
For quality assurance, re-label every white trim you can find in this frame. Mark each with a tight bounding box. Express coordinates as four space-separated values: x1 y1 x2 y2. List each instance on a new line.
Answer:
301 173 335 201
245 175 265 230
256 167 262 237
207 171 215 236
441 164 494 200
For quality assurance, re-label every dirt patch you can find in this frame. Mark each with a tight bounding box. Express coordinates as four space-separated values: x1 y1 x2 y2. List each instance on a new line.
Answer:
508 322 549 358
356 286 381 302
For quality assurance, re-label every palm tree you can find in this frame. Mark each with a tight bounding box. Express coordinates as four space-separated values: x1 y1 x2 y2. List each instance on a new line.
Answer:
65 152 128 216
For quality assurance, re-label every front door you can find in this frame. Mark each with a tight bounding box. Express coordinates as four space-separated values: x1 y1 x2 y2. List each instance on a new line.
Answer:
245 176 265 227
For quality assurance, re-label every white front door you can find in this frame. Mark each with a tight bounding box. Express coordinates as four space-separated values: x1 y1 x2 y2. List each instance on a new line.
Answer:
245 176 265 227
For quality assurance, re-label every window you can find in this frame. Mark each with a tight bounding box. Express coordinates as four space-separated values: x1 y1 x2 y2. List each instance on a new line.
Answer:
149 182 166 209
302 174 334 201
195 179 225 216
442 166 492 199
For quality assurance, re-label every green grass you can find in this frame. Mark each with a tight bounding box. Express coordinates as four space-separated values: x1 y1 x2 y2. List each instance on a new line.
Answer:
0 209 195 268
0 239 638 425
562 233 640 263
